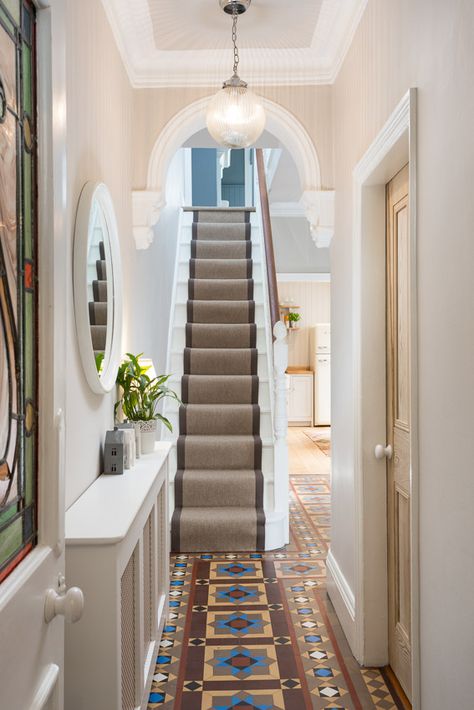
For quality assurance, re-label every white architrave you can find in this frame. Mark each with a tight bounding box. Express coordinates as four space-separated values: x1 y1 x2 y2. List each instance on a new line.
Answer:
132 95 326 250
343 88 420 708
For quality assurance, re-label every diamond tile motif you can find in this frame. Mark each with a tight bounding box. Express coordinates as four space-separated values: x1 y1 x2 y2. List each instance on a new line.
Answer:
210 583 266 606
205 646 278 680
208 611 271 639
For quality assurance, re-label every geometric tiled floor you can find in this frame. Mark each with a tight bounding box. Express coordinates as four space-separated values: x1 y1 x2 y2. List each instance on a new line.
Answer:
148 428 407 709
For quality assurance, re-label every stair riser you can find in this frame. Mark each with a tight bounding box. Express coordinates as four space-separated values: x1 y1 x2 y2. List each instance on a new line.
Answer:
177 474 260 508
169 351 269 378
168 447 274 487
174 303 265 328
177 439 262 471
178 262 262 282
168 486 274 532
184 348 258 376
176 281 263 302
166 410 273 438
169 380 271 409
180 243 262 262
172 327 267 352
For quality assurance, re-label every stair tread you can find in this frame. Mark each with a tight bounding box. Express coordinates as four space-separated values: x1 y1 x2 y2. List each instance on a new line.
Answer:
178 434 261 441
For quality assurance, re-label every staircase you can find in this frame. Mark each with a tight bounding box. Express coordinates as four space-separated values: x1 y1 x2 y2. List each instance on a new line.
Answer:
88 240 108 365
164 151 289 552
170 208 265 552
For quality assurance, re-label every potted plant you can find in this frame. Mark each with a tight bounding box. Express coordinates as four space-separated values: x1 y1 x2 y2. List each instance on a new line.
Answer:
287 312 301 329
115 353 181 454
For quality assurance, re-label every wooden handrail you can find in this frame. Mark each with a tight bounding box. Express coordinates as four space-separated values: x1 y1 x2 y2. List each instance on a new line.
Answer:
255 149 280 332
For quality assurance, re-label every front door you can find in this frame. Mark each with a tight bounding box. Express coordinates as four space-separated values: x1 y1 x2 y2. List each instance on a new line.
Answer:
386 164 412 700
0 2 67 707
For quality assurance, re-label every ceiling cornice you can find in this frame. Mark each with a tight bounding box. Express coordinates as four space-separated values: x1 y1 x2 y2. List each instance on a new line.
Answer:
101 0 369 89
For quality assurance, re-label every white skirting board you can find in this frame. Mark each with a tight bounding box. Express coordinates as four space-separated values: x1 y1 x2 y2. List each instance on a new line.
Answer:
265 511 288 551
326 550 357 654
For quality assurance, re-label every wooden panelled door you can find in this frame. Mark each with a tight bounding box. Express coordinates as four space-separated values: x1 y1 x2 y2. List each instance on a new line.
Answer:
386 165 412 701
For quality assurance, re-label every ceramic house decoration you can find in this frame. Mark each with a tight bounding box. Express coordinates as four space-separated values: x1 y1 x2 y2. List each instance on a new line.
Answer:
103 428 125 475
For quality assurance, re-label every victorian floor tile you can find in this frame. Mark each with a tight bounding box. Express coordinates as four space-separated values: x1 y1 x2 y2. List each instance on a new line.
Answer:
148 428 406 709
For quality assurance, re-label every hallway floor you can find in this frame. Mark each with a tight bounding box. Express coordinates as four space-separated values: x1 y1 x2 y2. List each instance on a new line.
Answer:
148 429 406 709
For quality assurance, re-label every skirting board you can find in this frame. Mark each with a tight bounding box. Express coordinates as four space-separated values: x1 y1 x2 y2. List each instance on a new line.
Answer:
326 550 357 654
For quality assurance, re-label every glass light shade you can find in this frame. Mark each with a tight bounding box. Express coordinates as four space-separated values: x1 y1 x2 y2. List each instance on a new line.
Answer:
206 84 266 149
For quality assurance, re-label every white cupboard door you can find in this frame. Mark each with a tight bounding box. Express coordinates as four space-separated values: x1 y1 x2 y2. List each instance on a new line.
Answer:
0 3 71 708
288 375 313 424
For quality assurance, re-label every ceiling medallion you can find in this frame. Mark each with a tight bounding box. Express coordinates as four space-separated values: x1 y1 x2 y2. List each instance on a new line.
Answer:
206 0 266 149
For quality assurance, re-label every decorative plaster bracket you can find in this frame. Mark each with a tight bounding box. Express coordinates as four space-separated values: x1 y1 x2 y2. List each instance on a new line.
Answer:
132 190 164 250
301 190 335 248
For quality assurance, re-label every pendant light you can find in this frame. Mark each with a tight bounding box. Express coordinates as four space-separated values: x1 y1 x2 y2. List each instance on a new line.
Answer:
206 0 266 149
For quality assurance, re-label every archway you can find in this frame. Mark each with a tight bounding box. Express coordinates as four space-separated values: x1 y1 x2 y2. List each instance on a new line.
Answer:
132 95 334 249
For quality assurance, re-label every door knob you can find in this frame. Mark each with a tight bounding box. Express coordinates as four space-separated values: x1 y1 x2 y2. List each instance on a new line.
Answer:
44 574 84 624
374 444 393 460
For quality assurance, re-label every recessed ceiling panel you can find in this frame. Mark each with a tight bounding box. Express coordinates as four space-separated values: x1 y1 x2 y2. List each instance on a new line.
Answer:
101 0 369 86
148 0 323 51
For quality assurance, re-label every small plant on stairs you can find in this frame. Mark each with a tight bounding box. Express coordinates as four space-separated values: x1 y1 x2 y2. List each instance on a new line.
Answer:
115 353 181 454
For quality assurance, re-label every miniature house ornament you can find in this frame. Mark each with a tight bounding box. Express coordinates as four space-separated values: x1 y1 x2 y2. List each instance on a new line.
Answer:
104 428 125 475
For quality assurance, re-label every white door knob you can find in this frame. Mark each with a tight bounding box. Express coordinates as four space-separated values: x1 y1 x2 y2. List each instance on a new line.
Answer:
45 574 84 624
374 444 393 460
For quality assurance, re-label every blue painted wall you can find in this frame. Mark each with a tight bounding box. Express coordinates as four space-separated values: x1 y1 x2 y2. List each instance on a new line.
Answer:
191 149 217 206
222 150 246 206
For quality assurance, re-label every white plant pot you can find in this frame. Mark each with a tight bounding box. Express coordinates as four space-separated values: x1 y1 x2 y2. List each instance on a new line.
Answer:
139 420 157 454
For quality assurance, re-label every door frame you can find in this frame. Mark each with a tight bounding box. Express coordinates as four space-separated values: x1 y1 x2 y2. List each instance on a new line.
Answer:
352 89 420 707
0 1 68 707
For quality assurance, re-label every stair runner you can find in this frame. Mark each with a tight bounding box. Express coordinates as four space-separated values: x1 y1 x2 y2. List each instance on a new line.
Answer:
171 208 265 552
89 241 108 363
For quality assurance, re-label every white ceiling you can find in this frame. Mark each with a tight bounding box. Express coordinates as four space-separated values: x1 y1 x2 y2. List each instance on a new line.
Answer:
150 0 322 51
102 0 368 87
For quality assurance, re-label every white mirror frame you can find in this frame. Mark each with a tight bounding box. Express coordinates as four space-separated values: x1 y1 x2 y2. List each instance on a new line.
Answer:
73 182 123 394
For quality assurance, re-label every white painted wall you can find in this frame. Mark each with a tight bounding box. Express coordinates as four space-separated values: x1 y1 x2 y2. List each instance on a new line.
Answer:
65 0 138 507
277 280 330 368
272 218 330 274
134 149 188 376
331 1 474 706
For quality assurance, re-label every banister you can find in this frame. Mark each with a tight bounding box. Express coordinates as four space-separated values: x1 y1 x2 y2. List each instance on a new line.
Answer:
255 149 280 332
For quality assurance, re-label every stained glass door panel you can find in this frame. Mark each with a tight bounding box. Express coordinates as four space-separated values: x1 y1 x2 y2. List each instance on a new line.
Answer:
0 0 38 583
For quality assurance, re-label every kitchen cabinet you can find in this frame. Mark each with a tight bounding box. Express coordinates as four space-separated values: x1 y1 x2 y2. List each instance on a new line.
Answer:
286 372 314 426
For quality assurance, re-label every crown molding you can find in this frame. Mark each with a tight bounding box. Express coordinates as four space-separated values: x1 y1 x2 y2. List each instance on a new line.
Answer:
101 0 368 89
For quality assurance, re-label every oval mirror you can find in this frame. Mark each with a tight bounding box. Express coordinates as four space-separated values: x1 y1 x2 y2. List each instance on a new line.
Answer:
73 182 123 394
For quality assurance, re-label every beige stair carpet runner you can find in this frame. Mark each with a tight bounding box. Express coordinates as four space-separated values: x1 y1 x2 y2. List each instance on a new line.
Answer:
171 208 265 552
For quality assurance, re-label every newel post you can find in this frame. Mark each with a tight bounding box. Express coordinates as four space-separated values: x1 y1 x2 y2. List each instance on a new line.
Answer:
273 321 289 543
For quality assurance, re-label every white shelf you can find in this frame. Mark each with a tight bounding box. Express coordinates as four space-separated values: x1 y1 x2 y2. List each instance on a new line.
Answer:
66 442 172 546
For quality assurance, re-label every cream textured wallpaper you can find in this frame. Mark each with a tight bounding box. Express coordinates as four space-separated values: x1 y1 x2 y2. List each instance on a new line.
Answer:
131 84 334 189
330 1 474 706
65 0 138 507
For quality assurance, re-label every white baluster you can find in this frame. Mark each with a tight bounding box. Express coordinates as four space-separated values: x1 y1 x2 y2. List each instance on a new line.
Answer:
273 321 289 543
